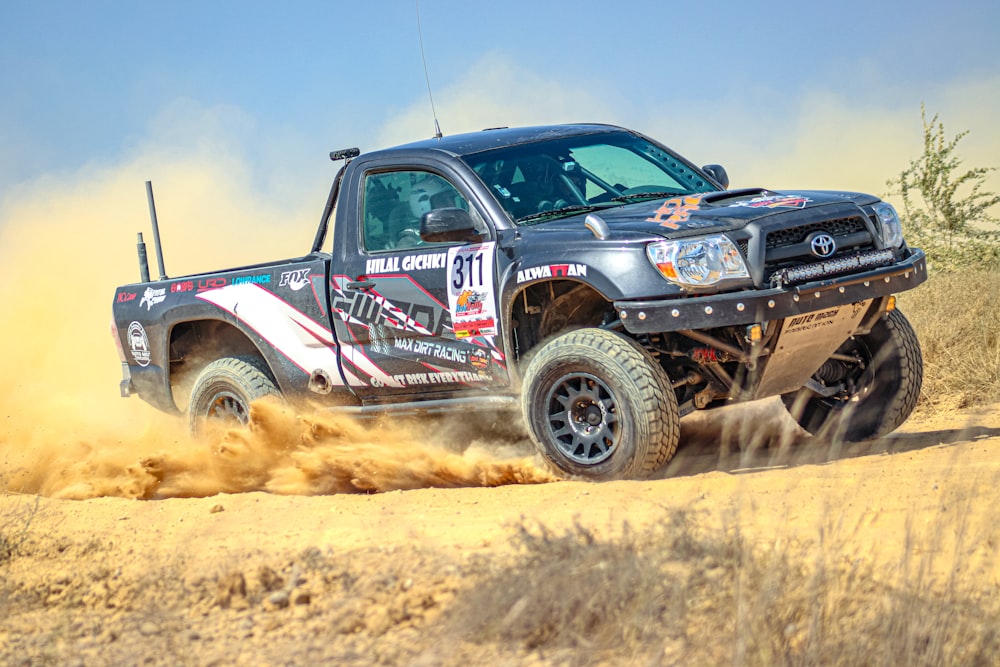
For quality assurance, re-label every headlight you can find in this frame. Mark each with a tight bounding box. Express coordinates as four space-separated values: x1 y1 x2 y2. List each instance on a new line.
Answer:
647 235 750 288
873 202 903 249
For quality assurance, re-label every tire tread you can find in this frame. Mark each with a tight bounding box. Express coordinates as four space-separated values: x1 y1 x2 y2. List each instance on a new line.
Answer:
521 328 680 478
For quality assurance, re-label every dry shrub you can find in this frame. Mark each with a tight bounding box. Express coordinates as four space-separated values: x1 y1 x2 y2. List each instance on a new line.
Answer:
448 512 1000 666
0 494 39 564
451 512 734 654
897 263 1000 411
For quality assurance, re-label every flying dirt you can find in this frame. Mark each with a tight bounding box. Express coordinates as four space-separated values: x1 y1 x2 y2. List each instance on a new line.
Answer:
0 400 557 500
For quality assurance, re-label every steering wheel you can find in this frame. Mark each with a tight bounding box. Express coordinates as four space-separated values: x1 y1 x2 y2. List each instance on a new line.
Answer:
396 228 423 248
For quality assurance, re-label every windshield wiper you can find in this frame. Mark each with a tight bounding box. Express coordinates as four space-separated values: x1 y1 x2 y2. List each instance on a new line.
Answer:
516 203 613 224
611 191 685 203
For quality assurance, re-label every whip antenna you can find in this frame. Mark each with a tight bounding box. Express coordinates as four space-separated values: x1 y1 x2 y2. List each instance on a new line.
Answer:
415 0 442 138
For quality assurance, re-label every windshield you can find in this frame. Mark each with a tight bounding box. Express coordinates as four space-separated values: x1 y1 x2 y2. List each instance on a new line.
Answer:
462 131 719 224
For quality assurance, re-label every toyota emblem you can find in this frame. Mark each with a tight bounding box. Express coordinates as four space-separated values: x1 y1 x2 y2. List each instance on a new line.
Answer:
809 232 837 258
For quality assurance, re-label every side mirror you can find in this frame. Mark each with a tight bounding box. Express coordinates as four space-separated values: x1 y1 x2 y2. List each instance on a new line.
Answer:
420 208 482 243
701 164 730 190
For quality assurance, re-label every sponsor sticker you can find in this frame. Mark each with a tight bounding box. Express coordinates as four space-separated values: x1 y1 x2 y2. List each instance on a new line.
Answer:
116 291 137 304
393 337 468 364
516 263 588 284
170 280 195 293
231 274 271 286
378 370 489 387
645 194 706 229
365 251 449 275
330 275 452 337
447 243 497 338
197 277 228 291
127 321 151 367
470 348 489 370
279 268 311 291
139 286 166 311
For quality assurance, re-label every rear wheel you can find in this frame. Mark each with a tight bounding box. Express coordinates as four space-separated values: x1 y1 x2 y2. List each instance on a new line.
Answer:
521 328 680 480
188 356 282 437
782 308 922 441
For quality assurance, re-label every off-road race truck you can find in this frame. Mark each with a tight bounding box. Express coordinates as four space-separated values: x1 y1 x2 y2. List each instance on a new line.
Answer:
111 123 927 480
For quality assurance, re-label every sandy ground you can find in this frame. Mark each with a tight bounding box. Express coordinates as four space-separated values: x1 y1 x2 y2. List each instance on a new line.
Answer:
2 398 999 666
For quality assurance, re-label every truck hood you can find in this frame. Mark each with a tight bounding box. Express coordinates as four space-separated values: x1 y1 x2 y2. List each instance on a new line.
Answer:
531 188 881 239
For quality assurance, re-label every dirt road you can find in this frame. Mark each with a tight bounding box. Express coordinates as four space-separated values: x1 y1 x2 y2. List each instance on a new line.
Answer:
2 400 999 666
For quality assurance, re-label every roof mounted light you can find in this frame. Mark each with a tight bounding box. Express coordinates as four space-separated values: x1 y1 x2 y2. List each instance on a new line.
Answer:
330 147 360 162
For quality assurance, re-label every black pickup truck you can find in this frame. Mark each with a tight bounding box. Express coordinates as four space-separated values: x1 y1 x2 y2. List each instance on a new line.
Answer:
111 123 926 480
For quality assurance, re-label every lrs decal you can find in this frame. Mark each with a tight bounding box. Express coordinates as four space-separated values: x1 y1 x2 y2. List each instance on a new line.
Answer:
730 195 812 209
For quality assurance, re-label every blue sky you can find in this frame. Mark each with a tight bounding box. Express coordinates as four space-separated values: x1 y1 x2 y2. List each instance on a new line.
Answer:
3 0 998 199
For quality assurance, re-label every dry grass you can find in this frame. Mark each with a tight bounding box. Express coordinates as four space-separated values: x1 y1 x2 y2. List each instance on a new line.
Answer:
5 508 996 666
448 512 1000 666
0 493 38 564
897 262 1000 412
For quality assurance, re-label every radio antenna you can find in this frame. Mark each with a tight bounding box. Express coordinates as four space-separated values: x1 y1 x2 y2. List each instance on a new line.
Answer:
415 0 442 138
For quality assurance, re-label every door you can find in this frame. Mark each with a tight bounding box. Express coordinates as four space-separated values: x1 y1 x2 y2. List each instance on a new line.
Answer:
330 167 509 401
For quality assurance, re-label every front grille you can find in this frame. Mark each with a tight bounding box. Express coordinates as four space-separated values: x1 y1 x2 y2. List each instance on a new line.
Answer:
765 216 867 250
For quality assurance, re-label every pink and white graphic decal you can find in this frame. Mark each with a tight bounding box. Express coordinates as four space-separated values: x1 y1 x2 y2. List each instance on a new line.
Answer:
196 283 366 388
331 316 404 389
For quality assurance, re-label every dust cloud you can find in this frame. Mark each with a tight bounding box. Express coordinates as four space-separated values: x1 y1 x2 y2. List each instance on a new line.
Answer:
1 400 555 500
0 123 554 501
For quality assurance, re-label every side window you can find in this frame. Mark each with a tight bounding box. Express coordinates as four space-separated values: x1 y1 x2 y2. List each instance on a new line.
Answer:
362 170 476 252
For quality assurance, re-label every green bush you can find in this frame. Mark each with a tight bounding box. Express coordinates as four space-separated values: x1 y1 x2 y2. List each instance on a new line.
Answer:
885 104 1000 270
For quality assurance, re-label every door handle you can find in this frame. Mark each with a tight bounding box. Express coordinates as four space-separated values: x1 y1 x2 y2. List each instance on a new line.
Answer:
346 279 376 291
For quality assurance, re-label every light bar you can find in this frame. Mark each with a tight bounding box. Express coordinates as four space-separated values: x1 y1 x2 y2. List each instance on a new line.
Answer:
769 249 895 287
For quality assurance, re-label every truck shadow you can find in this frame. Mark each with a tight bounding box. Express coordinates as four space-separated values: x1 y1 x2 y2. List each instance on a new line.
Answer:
657 399 1000 480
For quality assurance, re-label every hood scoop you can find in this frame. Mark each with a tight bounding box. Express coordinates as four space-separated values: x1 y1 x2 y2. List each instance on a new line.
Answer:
701 188 773 206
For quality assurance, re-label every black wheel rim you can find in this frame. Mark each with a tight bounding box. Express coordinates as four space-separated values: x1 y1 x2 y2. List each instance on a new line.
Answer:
205 390 250 427
544 372 619 465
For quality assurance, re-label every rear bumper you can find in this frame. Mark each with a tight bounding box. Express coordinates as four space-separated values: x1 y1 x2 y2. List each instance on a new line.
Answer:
615 249 926 334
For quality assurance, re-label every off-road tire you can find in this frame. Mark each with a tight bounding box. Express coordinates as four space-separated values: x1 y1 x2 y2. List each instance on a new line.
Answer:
782 308 922 442
520 328 680 480
188 356 282 437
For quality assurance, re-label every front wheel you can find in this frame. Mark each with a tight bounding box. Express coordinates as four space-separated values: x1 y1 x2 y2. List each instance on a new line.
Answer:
520 328 680 480
188 356 282 437
782 308 922 441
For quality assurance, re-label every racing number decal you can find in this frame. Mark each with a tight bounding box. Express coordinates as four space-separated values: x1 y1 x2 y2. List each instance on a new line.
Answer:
447 242 497 338
451 250 485 291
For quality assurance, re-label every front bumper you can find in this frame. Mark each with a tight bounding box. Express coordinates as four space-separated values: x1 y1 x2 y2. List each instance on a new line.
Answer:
615 249 926 334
